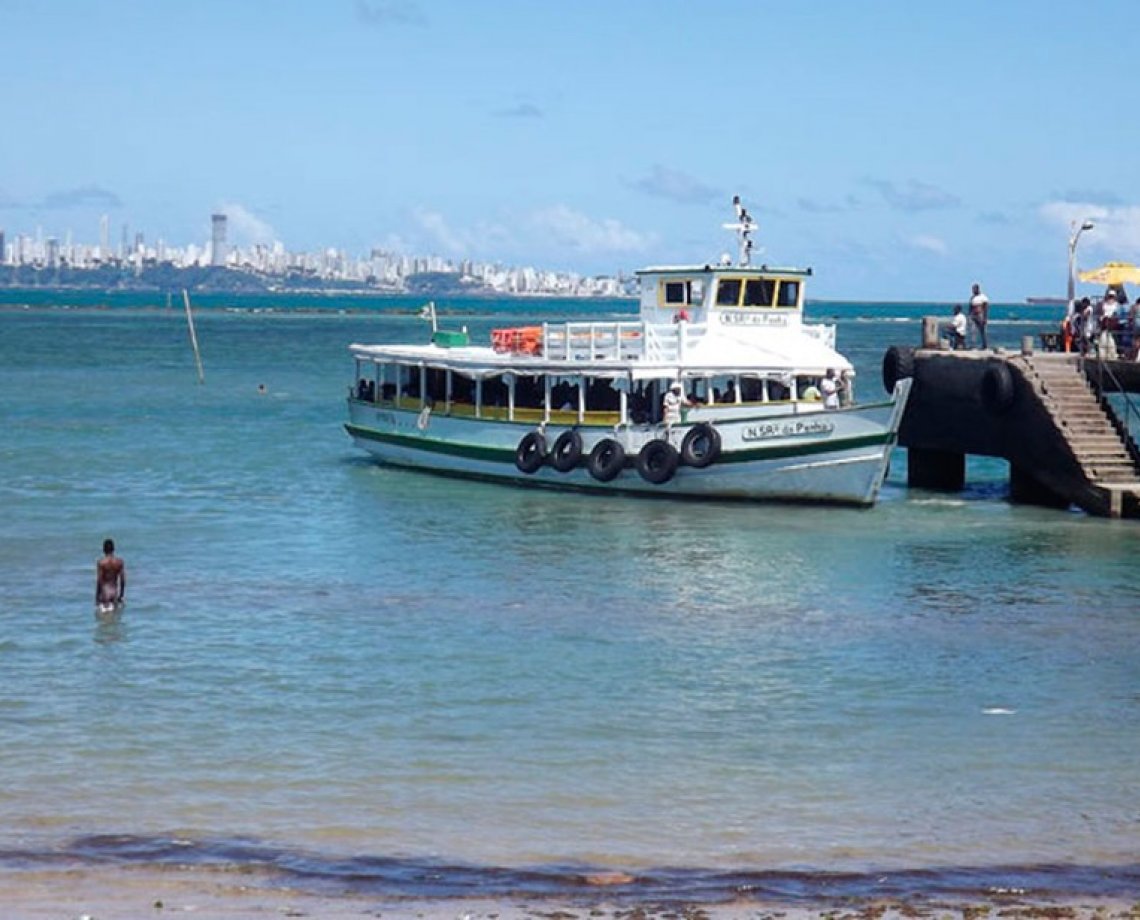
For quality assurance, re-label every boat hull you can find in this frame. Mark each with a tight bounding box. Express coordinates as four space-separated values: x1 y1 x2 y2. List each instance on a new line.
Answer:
345 385 909 506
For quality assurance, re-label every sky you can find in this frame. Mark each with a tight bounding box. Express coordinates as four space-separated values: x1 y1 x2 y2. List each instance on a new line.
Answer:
1 0 1139 302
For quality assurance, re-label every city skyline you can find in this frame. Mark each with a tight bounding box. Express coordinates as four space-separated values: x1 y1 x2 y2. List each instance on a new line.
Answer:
0 210 631 297
2 1 1139 302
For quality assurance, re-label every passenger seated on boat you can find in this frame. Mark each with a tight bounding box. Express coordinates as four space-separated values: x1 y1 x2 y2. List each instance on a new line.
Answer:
356 378 370 400
381 383 397 401
800 381 822 401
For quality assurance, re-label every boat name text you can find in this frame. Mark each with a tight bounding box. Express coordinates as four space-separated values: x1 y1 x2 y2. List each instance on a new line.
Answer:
742 418 835 441
718 311 792 327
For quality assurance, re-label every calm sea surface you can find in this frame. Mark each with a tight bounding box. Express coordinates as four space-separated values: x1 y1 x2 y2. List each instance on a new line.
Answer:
0 292 1137 903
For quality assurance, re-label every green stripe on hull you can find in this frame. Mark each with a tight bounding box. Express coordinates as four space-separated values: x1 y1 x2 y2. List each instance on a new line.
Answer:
344 423 893 465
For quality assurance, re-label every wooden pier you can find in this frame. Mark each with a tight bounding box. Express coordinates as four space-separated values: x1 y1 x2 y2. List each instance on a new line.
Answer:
883 324 1140 518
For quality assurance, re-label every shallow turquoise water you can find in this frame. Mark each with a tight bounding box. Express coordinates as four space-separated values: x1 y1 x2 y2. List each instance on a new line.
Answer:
0 300 1137 898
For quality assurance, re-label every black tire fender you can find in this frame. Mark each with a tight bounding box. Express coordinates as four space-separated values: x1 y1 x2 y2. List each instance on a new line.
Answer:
636 439 680 485
587 438 626 482
980 362 1016 415
514 431 547 474
680 422 722 468
882 345 916 395
549 429 583 473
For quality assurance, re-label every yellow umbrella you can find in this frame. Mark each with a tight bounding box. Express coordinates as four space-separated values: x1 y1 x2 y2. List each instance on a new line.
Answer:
1078 261 1140 285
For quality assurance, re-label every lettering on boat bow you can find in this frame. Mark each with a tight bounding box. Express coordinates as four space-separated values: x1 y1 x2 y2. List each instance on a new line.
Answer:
742 418 836 441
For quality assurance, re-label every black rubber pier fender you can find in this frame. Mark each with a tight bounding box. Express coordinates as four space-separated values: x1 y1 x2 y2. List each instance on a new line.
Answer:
587 438 625 482
514 431 547 474
680 423 721 468
980 362 1016 415
882 345 915 395
550 429 583 473
636 439 680 484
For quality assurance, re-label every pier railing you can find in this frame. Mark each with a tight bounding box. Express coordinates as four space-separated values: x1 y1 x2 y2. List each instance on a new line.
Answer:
1084 355 1140 469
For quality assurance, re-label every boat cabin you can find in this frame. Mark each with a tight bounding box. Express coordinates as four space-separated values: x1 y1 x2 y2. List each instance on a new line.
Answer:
639 263 812 333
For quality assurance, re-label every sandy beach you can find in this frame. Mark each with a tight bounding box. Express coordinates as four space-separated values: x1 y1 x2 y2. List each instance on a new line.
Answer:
0 867 1136 920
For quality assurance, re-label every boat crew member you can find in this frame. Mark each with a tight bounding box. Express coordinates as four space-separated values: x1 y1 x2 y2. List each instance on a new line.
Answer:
96 538 126 610
820 369 842 410
662 381 691 429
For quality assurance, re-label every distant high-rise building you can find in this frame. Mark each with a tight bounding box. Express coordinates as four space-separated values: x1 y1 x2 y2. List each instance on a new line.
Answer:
0 229 6 265
211 213 227 267
99 214 109 257
46 237 60 268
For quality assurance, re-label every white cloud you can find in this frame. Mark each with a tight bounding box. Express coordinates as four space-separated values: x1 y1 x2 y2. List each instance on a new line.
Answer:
629 166 720 205
1039 200 1140 255
865 178 960 212
355 0 425 27
411 208 470 254
220 203 277 246
528 205 654 255
403 205 652 265
909 234 948 256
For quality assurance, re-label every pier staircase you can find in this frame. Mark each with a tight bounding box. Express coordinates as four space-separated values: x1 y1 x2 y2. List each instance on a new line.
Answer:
1020 354 1140 516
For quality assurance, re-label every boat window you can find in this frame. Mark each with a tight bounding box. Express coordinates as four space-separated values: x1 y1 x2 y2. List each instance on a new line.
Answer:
716 278 742 307
663 281 687 305
776 280 800 307
660 278 705 307
742 278 775 307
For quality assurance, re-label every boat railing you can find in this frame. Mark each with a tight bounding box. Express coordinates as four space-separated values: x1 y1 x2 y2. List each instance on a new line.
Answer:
802 322 837 350
514 320 711 363
541 321 646 361
643 322 709 363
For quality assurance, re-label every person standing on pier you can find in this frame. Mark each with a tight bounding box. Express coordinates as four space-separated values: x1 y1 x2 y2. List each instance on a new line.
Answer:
968 282 989 349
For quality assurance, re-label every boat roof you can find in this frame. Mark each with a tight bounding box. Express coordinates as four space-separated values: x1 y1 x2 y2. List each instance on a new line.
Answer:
636 263 813 278
350 324 851 380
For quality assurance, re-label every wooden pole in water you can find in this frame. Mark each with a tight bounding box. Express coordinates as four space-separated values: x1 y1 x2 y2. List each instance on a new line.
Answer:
182 289 205 384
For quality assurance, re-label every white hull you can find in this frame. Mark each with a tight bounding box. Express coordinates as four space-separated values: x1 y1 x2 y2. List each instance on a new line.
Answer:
346 382 909 506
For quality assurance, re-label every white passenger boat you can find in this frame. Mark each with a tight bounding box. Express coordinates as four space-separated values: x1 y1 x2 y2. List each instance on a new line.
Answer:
345 200 911 505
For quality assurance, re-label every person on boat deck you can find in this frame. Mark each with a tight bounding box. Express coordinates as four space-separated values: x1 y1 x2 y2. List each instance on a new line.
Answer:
820 369 842 410
673 307 690 323
96 538 126 608
662 381 691 429
943 305 967 350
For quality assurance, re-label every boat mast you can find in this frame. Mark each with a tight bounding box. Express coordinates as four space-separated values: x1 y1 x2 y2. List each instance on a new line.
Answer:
724 195 757 266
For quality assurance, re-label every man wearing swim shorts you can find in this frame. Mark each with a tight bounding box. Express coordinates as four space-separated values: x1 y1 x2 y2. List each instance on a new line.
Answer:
96 538 126 608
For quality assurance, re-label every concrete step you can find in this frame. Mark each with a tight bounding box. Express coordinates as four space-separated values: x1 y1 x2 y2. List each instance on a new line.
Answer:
1079 461 1134 471
1081 447 1135 456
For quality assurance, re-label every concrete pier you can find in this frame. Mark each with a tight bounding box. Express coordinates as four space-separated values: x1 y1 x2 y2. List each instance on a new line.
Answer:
882 336 1140 518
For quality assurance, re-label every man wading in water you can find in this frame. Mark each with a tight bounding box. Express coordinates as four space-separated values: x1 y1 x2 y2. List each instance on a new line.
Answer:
95 538 126 611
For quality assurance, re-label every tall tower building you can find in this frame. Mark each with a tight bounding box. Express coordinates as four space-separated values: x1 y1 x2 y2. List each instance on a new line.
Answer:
0 229 6 266
99 214 109 257
211 213 228 267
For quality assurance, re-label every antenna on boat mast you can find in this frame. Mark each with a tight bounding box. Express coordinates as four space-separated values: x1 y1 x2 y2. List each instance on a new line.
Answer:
723 195 757 266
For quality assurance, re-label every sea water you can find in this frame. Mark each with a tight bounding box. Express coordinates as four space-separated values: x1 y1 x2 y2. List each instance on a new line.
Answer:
0 296 1137 903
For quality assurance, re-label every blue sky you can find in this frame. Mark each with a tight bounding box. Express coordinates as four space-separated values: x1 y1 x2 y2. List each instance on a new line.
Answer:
1 0 1138 301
